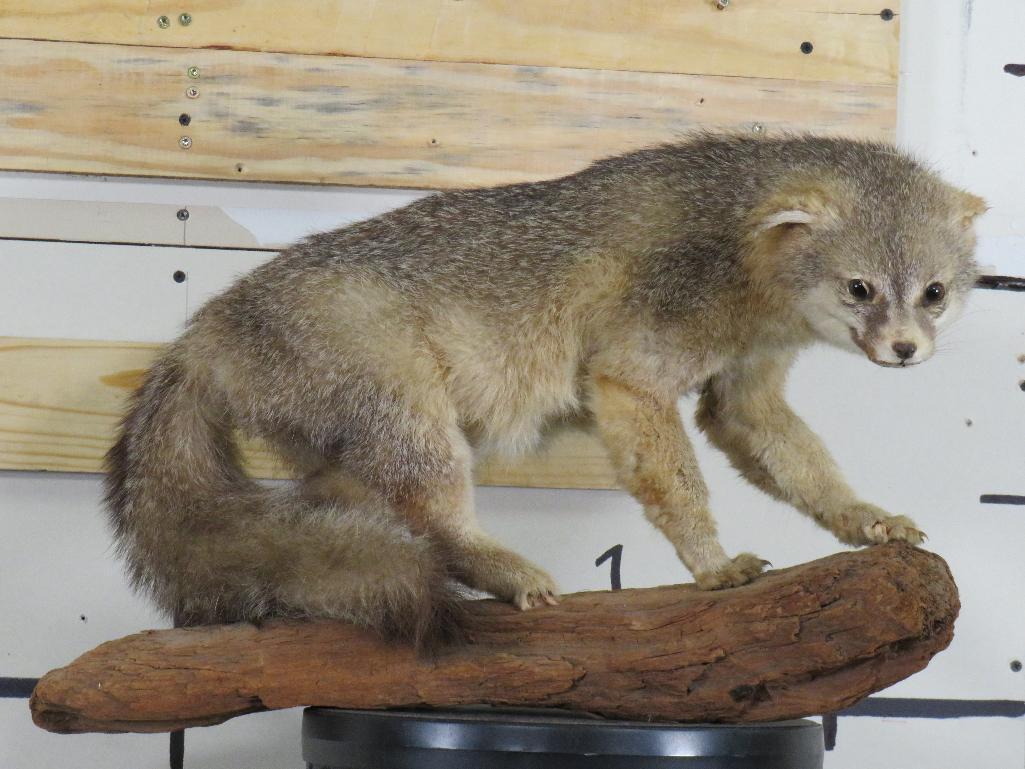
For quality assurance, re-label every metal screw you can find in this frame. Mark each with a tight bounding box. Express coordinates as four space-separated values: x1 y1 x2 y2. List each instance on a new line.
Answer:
187 66 200 79
1011 660 1022 673
752 123 764 133
173 270 187 283
178 112 191 126
179 135 192 149
176 208 190 221
186 87 199 99
157 15 170 28
716 0 729 8
179 12 192 26
880 8 894 21
800 41 814 54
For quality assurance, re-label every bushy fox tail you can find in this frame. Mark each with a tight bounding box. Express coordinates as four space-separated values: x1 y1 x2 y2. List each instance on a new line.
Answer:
103 350 461 646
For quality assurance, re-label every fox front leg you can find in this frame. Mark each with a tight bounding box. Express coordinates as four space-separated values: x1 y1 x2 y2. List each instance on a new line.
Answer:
696 352 925 547
588 375 768 590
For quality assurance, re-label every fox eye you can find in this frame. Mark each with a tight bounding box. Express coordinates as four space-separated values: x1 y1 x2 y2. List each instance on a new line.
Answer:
847 279 873 301
924 282 945 304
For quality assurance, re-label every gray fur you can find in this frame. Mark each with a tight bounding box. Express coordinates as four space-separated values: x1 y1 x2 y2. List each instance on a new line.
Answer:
105 133 982 642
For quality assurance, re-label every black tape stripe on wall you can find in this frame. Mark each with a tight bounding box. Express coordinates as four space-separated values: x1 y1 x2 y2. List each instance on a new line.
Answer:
976 275 1025 292
841 698 1025 719
981 494 1025 505
825 699 1025 750
0 678 38 698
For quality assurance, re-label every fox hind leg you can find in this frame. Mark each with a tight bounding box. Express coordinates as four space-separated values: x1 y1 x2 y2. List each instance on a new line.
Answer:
296 411 559 611
382 424 559 610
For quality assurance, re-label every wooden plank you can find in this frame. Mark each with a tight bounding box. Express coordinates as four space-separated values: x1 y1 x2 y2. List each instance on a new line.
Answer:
0 39 896 190
0 337 618 489
0 1 900 85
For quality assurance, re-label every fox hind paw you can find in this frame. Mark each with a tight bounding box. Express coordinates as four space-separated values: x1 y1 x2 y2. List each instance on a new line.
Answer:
694 552 770 591
514 587 560 611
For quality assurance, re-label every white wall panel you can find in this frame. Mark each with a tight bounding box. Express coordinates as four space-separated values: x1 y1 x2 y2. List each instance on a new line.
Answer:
2 1 1024 767
0 241 188 342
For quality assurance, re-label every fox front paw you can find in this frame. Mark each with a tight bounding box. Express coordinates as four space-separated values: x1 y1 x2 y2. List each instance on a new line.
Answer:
861 514 925 546
694 553 770 591
831 503 926 547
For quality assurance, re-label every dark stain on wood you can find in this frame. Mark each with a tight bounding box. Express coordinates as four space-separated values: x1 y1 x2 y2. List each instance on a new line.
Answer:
0 100 44 115
231 118 271 136
248 96 283 107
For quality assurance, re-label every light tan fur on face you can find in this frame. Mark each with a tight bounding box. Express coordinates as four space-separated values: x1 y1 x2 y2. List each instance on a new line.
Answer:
104 135 979 644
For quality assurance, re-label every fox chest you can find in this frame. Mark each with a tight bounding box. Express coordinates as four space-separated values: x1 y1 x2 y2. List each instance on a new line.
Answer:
431 320 583 456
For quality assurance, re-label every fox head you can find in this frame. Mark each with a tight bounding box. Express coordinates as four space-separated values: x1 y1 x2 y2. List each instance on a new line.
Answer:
752 160 985 367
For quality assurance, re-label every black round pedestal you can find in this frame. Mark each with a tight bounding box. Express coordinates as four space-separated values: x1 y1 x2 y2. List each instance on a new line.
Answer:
302 708 824 769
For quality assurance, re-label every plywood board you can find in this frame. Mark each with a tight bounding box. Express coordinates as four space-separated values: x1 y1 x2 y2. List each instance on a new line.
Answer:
0 337 618 489
0 38 896 189
0 1 900 85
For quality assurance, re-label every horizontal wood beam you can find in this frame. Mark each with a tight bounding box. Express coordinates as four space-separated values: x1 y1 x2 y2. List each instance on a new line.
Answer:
0 1 899 85
0 336 618 489
0 38 896 189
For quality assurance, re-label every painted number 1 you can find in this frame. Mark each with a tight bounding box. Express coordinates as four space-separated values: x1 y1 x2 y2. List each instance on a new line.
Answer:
595 544 623 591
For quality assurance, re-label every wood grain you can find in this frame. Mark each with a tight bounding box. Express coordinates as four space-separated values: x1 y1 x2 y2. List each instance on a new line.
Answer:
0 0 900 85
0 38 896 189
0 337 618 489
30 543 958 734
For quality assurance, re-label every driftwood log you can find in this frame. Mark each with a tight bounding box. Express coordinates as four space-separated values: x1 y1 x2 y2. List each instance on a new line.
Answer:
32 543 957 734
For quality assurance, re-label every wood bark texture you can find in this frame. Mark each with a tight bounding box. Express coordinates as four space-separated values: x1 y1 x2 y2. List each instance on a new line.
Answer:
31 543 957 734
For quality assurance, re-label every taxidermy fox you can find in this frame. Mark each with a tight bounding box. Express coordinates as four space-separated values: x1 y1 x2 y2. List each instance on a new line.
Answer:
106 134 985 644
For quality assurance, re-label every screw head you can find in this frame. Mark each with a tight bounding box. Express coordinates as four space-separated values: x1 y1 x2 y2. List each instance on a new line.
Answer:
157 15 170 28
185 87 199 99
752 123 764 133
716 0 729 8
176 208 190 221
179 135 192 149
179 12 192 25
187 66 200 79
1012 660 1023 673
178 112 191 126
173 270 187 283
800 41 814 54
880 8 894 21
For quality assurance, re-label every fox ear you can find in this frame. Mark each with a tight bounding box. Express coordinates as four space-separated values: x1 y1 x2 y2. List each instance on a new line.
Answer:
757 209 815 232
755 186 839 234
957 190 988 228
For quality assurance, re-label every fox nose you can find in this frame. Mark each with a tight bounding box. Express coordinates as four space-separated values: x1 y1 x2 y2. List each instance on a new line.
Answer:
892 341 917 361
